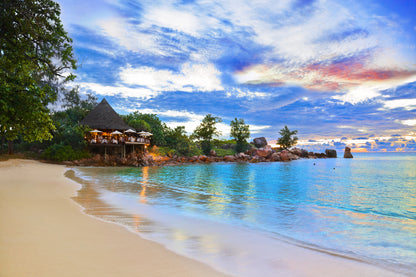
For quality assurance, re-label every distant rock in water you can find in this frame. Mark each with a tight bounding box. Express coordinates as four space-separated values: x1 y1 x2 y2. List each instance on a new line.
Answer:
253 137 267 148
344 147 353 158
325 149 337 158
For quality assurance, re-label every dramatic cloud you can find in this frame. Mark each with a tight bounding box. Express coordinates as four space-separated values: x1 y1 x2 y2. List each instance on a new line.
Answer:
298 135 416 152
119 63 223 92
234 45 416 104
123 107 271 138
79 82 160 99
57 0 416 151
382 98 416 110
401 119 416 126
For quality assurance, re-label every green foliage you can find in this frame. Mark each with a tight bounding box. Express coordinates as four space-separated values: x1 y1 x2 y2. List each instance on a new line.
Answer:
122 113 199 156
199 141 210 156
230 118 250 153
188 144 203 156
192 114 222 155
41 144 90 161
11 88 96 159
123 112 166 146
50 119 90 151
212 139 236 148
151 144 201 158
61 86 97 113
152 146 173 156
212 148 235 157
128 119 151 132
0 0 77 152
277 125 298 149
47 89 97 151
164 126 196 156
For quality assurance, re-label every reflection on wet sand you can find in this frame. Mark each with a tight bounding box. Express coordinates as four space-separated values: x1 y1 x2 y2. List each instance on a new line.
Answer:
66 170 153 233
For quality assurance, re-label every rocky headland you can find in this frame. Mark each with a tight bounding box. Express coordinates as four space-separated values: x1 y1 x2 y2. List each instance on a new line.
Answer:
65 137 355 167
68 146 337 167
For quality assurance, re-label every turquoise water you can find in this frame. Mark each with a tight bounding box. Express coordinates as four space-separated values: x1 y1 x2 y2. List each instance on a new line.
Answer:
73 153 416 275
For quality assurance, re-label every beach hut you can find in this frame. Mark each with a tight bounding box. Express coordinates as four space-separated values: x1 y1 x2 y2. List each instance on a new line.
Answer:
80 98 132 131
80 98 150 158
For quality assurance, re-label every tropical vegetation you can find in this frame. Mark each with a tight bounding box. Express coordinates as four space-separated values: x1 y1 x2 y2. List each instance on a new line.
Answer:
277 125 298 149
230 118 250 153
192 114 222 155
0 0 302 161
1 0 77 154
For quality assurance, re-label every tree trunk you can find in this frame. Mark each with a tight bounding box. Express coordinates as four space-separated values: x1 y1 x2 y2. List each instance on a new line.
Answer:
8 140 13 155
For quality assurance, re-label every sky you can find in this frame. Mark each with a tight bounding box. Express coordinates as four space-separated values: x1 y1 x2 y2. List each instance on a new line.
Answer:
56 0 416 152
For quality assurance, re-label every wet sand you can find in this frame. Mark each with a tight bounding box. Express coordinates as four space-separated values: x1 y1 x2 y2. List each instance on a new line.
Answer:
0 159 402 276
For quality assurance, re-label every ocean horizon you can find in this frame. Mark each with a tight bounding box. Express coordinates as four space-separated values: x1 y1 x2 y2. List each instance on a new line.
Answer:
69 152 416 276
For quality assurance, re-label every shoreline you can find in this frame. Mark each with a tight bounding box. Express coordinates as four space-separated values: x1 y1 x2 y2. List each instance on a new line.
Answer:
65 147 332 167
0 159 404 276
0 159 229 277
70 164 407 277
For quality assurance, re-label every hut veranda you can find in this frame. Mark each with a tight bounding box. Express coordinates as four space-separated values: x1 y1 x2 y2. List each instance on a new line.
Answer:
80 98 151 158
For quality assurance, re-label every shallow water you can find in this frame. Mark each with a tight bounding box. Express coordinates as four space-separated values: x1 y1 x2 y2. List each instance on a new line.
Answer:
70 152 416 276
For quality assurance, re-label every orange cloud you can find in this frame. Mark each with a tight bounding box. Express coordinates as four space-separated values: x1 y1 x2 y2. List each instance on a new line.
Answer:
235 58 416 94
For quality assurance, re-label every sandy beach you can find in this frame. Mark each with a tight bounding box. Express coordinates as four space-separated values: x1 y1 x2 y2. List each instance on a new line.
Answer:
0 159 228 277
0 159 402 277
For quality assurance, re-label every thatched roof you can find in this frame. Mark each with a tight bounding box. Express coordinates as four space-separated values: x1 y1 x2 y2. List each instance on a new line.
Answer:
79 98 133 130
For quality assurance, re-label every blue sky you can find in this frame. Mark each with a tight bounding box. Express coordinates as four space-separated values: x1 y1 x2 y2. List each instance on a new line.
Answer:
57 0 416 152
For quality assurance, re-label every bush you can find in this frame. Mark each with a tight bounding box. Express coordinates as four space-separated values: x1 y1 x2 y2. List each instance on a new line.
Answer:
41 144 90 161
156 146 177 157
235 142 251 153
188 143 202 156
212 139 236 148
213 148 235 157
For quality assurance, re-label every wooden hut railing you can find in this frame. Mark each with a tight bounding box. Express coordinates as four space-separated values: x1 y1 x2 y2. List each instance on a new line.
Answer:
87 137 150 145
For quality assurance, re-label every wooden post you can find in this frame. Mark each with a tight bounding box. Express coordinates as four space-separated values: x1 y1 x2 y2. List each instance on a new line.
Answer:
105 146 107 160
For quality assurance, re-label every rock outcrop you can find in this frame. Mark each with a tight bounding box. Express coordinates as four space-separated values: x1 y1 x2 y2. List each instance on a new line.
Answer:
253 147 273 158
325 149 337 158
253 137 267 148
223 155 236 162
343 147 353 158
290 147 309 158
280 150 290 161
68 146 337 167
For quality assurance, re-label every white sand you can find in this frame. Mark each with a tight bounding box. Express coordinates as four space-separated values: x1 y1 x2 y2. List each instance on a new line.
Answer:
0 159 229 277
0 159 401 277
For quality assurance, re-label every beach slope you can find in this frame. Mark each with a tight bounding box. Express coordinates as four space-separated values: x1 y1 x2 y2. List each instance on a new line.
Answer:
0 159 228 277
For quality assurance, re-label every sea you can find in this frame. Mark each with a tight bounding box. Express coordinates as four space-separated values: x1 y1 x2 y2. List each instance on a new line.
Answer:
69 152 416 276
